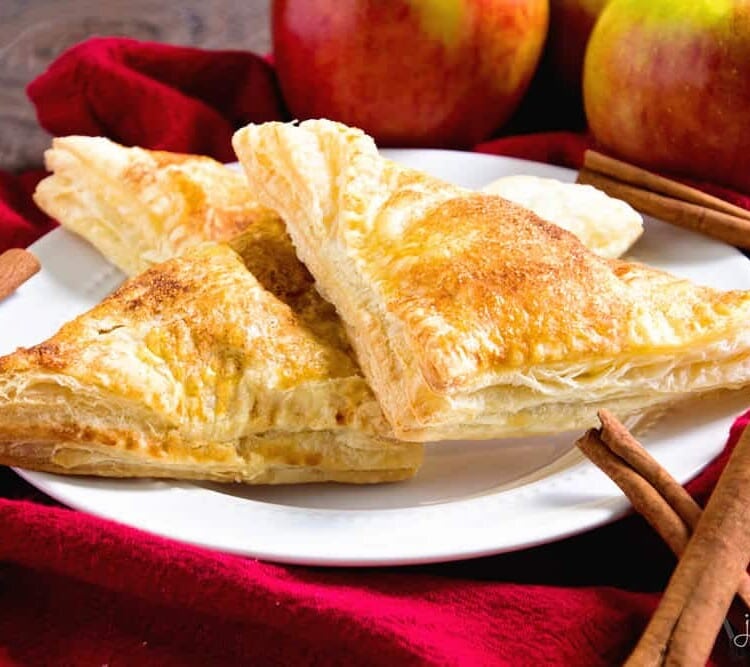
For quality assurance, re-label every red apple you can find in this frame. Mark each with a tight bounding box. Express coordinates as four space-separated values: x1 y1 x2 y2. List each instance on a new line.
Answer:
584 0 750 193
272 0 549 148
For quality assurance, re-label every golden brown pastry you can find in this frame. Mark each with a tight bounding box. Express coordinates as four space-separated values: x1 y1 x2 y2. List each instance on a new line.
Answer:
233 119 750 442
0 243 422 483
33 136 282 276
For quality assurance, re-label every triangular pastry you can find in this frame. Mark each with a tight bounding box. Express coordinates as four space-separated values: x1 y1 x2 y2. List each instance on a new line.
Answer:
0 243 422 483
233 119 750 442
33 136 283 276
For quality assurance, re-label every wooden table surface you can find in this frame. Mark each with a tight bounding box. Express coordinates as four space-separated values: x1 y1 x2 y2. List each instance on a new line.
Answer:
0 0 271 172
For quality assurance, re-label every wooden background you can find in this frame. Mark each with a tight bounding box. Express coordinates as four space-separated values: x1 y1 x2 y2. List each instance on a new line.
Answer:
0 0 271 171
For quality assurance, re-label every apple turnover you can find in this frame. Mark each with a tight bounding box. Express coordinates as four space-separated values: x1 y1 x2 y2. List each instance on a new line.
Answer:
233 119 750 442
33 136 282 276
0 243 422 483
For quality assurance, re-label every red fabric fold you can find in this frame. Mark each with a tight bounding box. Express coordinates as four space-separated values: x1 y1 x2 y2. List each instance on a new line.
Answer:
27 37 287 163
0 170 55 254
1 37 749 666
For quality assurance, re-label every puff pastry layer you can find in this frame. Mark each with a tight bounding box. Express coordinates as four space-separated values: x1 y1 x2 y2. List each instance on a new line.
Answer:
0 244 422 483
34 136 282 276
234 119 750 441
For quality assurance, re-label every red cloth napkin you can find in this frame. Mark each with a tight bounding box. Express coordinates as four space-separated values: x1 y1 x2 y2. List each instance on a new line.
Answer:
1 37 748 666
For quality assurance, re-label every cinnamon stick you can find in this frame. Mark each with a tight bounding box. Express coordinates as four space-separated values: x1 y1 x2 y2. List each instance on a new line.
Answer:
577 168 750 250
597 410 702 529
0 249 40 301
593 410 750 609
583 151 750 223
578 414 750 662
625 424 750 666
576 429 691 556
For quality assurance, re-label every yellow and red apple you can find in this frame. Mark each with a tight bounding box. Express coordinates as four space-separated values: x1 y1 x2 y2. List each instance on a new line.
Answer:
584 0 750 193
272 0 549 148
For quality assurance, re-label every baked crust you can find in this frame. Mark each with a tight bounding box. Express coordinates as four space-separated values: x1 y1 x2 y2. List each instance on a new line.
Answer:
0 244 422 483
233 119 750 441
33 136 282 276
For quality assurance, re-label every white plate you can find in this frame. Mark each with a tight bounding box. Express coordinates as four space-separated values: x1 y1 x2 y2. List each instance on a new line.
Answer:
4 150 750 567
